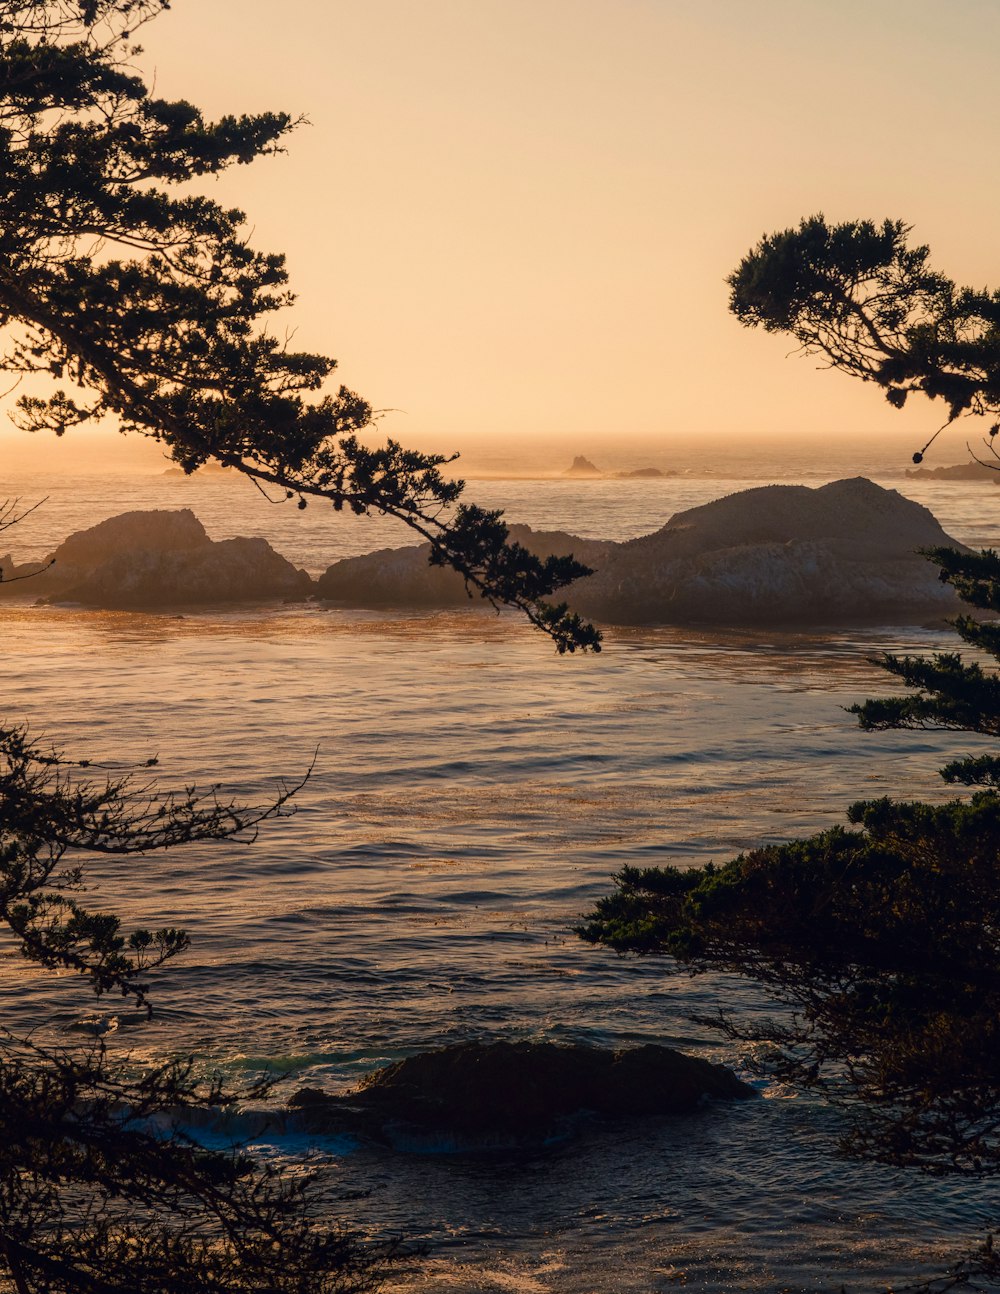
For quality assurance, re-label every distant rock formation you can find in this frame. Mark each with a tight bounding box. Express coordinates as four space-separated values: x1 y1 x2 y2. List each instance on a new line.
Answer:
1 509 311 607
563 455 602 477
576 476 965 625
614 466 669 479
316 523 613 607
289 1040 754 1151
1 479 968 623
317 478 967 626
162 461 236 478
905 461 1000 481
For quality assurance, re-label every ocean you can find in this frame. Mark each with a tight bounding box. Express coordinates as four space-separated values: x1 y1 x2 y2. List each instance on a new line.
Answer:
2 439 999 1292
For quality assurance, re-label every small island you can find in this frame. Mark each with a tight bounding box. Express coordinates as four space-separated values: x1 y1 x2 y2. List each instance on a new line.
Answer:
905 461 1000 481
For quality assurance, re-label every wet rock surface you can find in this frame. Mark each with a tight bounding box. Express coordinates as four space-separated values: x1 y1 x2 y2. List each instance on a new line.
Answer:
289 1040 755 1150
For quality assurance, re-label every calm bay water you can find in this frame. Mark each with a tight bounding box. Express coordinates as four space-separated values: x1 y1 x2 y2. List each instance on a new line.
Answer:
3 448 999 1292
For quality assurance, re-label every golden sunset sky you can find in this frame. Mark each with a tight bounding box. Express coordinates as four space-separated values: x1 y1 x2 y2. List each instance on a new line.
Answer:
10 0 1000 467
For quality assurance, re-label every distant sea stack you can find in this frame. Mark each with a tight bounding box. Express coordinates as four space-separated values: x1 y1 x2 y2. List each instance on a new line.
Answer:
563 455 602 477
905 461 1000 481
162 461 236 479
562 458 672 479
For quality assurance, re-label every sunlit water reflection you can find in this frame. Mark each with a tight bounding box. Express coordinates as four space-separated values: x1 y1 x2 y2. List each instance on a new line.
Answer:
2 461 999 1291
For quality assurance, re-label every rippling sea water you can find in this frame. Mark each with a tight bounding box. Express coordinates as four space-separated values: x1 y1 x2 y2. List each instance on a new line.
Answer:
4 445 1000 1292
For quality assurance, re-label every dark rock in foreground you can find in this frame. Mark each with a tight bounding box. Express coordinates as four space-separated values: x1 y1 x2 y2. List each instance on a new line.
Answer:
1 508 312 607
289 1040 754 1151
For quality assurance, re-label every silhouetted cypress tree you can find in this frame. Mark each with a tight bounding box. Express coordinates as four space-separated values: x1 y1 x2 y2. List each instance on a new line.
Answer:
0 2 603 1286
0 717 396 1293
0 0 599 652
851 547 1000 788
580 217 1000 1203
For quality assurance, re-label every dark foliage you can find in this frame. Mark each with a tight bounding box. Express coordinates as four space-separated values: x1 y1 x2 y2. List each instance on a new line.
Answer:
0 0 599 652
849 548 1000 794
728 214 1000 445
0 722 394 1293
578 792 1000 1176
579 214 1000 1184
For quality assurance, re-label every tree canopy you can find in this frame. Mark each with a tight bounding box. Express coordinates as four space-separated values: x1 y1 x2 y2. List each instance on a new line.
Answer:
577 791 1000 1177
576 582 1000 1180
729 214 1000 456
0 717 394 1293
578 215 1000 1187
0 4 547 1286
0 0 599 652
576 550 1000 1177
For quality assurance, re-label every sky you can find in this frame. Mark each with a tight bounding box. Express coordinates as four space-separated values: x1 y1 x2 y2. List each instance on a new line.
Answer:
8 0 1000 470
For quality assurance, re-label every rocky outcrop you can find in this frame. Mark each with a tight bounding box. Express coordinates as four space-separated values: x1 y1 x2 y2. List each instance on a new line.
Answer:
2 479 968 622
54 508 209 566
575 476 965 625
316 523 613 608
289 1040 754 1150
317 478 967 625
2 508 312 607
905 461 1000 481
563 455 602 477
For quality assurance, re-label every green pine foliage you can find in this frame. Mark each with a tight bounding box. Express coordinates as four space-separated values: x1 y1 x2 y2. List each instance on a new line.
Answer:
850 551 1000 781
578 533 1000 1176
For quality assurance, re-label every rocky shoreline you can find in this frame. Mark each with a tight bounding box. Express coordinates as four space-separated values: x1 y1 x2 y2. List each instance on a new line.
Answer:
0 478 968 624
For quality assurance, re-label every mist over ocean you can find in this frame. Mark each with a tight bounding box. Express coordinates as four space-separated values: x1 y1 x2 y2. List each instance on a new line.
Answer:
4 437 999 1292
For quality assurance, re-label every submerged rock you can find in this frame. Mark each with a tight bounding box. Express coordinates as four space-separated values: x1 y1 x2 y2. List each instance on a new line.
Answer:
2 508 312 607
289 1040 754 1150
317 478 966 625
